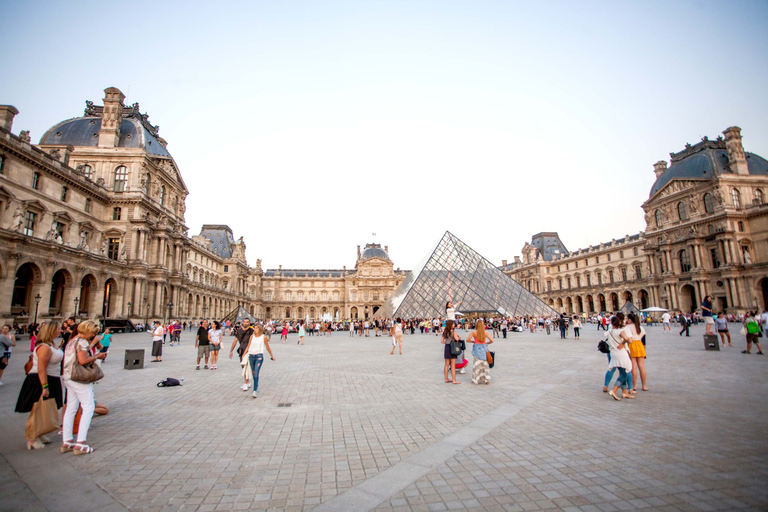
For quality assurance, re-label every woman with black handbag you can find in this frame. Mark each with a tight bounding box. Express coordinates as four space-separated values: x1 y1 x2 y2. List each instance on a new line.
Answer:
441 320 461 384
61 320 106 455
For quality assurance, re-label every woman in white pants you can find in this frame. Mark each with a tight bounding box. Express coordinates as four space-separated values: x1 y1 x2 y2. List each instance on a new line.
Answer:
61 320 105 455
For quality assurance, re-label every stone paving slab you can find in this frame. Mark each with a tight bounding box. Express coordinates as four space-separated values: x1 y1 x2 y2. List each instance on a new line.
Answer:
0 324 766 511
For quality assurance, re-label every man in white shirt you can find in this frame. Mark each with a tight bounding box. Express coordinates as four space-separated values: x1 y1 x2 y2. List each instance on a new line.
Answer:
661 312 671 332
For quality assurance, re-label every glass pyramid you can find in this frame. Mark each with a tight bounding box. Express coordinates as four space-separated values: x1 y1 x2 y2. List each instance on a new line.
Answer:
375 231 558 319
222 305 257 325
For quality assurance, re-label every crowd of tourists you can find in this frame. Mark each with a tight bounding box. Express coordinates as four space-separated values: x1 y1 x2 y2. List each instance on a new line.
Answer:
3 300 767 454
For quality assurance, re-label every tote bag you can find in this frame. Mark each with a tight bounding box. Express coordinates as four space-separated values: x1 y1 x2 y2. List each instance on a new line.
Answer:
25 396 59 440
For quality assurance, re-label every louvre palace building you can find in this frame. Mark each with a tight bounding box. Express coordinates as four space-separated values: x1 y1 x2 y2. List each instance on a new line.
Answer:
0 88 403 328
503 127 768 316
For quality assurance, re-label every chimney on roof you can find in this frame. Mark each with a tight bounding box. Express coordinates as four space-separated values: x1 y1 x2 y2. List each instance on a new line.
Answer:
514 256 521 263
723 126 749 175
98 87 125 148
0 105 19 132
653 161 667 179
502 259 508 266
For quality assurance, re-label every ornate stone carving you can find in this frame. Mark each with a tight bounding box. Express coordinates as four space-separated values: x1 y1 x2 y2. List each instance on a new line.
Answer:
77 230 89 251
19 130 31 143
9 206 25 232
84 100 99 117
49 148 61 159
96 177 105 187
688 194 698 213
45 220 57 241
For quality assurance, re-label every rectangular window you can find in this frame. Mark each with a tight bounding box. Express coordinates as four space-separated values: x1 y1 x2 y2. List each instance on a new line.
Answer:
84 198 91 213
565 264 569 270
351 291 357 301
107 238 120 260
576 276 581 287
547 281 552 291
61 186 68 202
620 250 624 258
298 291 303 300
658 257 665 273
621 268 627 281
23 211 36 236
633 247 638 256
609 270 614 283
32 172 40 190
596 256 600 263
566 278 571 289
224 265 228 272
0 154 5 173
285 291 291 301
710 248 721 269
635 266 642 279
55 222 65 240
575 261 578 268
372 292 379 301
309 291 316 301
112 207 121 220
322 292 328 301
586 274 591 286
597 273 603 285
607 253 611 261
265 292 271 301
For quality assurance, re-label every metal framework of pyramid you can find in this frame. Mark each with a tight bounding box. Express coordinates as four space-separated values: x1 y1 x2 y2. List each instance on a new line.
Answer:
375 231 558 319
222 305 257 325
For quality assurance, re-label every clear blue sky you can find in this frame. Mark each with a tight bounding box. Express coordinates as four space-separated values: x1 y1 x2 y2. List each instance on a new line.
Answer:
2 0 767 269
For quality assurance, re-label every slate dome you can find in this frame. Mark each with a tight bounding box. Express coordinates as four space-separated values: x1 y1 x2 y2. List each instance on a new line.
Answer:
649 140 768 198
360 244 390 261
39 103 171 158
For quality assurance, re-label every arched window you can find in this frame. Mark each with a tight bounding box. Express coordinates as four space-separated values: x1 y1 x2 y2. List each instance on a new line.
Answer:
655 210 663 227
677 201 688 221
755 189 764 205
81 164 93 179
114 165 128 191
679 250 691 272
160 185 166 205
731 188 741 208
703 193 714 213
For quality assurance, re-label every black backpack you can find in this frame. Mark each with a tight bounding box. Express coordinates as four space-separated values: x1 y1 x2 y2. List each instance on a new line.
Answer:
157 378 181 387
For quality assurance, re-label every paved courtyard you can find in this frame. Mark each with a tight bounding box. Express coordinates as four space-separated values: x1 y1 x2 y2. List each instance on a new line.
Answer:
0 322 766 512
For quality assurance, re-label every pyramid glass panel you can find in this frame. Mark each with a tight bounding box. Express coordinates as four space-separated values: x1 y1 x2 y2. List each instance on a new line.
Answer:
375 232 558 319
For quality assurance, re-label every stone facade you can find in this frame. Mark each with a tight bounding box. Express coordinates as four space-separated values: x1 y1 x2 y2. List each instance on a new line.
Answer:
254 244 407 321
0 90 254 326
504 127 768 315
0 89 405 326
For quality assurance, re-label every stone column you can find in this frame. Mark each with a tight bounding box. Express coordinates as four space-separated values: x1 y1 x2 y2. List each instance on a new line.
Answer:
0 257 20 317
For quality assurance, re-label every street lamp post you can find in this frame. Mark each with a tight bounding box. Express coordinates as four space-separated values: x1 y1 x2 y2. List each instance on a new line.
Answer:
167 302 174 324
73 297 80 317
145 300 150 328
34 294 42 325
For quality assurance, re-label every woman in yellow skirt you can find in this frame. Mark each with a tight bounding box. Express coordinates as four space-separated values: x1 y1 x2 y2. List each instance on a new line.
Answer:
624 313 648 392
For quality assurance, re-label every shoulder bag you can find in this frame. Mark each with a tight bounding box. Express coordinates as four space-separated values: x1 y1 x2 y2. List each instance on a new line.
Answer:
69 340 104 384
450 338 463 356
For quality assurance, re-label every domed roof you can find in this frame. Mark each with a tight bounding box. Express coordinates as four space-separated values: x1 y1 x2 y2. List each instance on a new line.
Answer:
649 140 768 197
360 243 390 261
39 102 171 158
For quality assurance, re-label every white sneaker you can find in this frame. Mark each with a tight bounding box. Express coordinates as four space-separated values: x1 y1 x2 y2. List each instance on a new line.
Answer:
459 369 466 374
252 391 258 398
241 384 248 391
